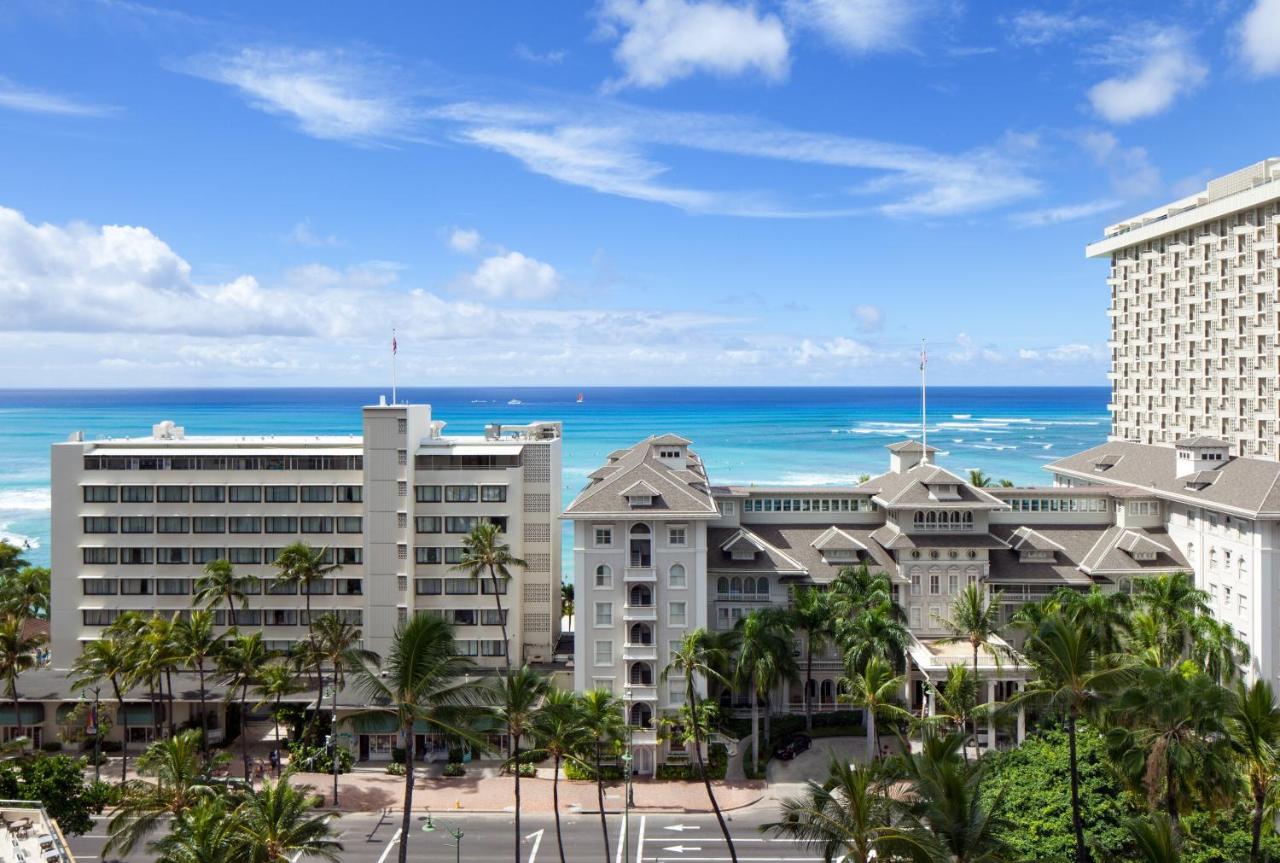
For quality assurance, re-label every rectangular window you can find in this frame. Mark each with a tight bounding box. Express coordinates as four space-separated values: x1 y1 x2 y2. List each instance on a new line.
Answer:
120 547 153 565
445 516 477 533
301 516 333 533
481 485 507 502
453 609 477 626
910 606 922 627
910 574 921 596
264 517 297 534
229 517 261 533
264 486 297 503
120 578 152 595
335 548 361 565
929 575 940 595
192 485 224 503
594 640 613 665
157 517 189 533
192 547 224 564
156 578 189 595
82 579 117 595
594 526 613 547
83 609 119 626
445 485 479 503
455 640 479 657
480 640 507 657
119 516 153 534
229 485 261 503
718 501 735 515
227 547 261 564
397 481 407 497
156 486 189 503
445 578 478 595
481 609 507 626
336 517 362 533
593 678 615 694
415 578 442 595
83 517 117 534
120 485 153 503
415 516 442 534
444 547 466 565
336 485 362 503
193 517 224 534
415 485 442 503
415 547 442 565
669 601 687 626
335 578 363 595
668 526 687 546
300 485 334 503
83 486 117 503
595 602 613 626
156 547 188 564
480 579 507 595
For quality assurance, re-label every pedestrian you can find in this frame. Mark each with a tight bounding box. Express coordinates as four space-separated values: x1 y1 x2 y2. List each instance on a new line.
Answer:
269 748 280 776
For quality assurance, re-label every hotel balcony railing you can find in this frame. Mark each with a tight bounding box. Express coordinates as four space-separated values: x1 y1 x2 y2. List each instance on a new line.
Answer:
622 604 657 622
714 591 775 603
624 567 657 583
910 523 976 532
623 642 657 661
623 685 657 701
631 728 658 746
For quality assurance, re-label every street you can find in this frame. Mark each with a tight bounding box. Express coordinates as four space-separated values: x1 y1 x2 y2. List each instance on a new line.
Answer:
67 806 821 863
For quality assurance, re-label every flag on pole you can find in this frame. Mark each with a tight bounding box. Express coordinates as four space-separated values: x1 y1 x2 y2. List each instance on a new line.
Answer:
392 331 397 356
920 344 927 371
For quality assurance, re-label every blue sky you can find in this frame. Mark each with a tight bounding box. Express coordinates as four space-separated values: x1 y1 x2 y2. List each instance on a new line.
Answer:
1 0 1278 387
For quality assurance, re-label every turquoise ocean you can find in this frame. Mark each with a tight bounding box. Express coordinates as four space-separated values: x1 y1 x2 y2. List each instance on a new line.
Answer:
0 387 1109 577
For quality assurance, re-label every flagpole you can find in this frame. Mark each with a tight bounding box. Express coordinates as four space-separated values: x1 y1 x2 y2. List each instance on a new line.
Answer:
920 338 928 464
391 329 398 406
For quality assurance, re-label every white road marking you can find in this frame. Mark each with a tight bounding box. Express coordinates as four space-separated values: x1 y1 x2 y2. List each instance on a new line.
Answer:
374 828 402 863
526 829 545 863
615 816 627 863
663 845 703 853
636 815 647 863
663 824 701 832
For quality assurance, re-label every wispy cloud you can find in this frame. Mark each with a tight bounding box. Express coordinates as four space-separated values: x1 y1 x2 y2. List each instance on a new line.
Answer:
285 220 344 247
1010 198 1122 227
785 0 925 54
1087 26 1206 124
0 77 114 117
1238 0 1280 77
514 44 567 65
1004 10 1101 48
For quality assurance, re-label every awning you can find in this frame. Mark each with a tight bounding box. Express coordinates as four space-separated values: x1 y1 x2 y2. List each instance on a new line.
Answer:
0 705 44 726
116 704 165 725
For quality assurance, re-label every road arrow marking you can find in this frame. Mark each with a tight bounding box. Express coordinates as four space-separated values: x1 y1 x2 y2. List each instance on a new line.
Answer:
526 828 545 863
663 824 702 832
374 829 402 863
663 845 703 853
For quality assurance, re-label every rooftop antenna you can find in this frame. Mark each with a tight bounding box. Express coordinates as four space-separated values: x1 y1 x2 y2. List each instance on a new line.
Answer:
391 328 398 406
920 338 928 464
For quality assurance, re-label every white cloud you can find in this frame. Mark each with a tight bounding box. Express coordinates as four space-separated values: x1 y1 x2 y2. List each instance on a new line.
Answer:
461 251 562 300
448 228 482 254
786 0 923 54
794 336 878 365
1019 343 1105 363
514 44 567 65
286 220 343 247
0 77 114 117
1010 198 1122 227
1077 130 1161 198
596 0 790 91
853 304 883 331
1005 11 1100 47
947 333 1004 365
186 47 412 142
1087 28 1206 123
1239 0 1280 76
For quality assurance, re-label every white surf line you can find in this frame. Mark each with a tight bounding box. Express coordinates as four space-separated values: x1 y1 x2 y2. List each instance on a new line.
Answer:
635 815 647 863
375 827 402 863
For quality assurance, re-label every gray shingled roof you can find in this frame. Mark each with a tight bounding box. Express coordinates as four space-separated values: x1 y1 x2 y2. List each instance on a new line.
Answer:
1174 436 1229 449
1046 441 1280 517
708 524 897 582
870 525 1007 551
856 463 1007 510
1004 525 1066 553
887 440 938 453
565 436 719 516
650 433 693 446
1078 525 1187 575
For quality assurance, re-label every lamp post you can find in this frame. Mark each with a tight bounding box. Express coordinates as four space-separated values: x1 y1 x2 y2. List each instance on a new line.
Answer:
423 811 464 863
621 737 633 863
329 673 340 808
82 687 102 783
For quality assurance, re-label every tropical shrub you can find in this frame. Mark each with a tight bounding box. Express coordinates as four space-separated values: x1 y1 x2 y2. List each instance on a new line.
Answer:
284 740 352 774
656 744 727 780
442 762 465 777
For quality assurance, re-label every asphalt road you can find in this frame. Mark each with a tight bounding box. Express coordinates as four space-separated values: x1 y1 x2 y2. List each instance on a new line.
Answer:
68 806 821 863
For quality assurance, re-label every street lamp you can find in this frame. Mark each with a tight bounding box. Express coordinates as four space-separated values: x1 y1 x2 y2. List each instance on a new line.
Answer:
422 811 464 863
329 673 340 808
620 741 633 863
81 687 102 783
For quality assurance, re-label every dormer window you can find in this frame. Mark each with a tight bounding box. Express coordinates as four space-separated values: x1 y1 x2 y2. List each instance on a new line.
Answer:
824 549 857 562
622 480 660 508
658 449 682 459
732 548 757 561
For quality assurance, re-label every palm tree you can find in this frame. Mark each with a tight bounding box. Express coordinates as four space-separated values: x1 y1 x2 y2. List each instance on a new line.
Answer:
173 611 221 752
73 636 136 781
194 559 255 625
841 601 912 677
663 629 738 863
1192 615 1250 684
577 688 625 861
843 656 907 763
273 543 339 732
1125 813 1181 863
923 664 980 763
787 586 834 732
968 469 992 487
233 777 342 863
1228 680 1280 863
934 583 1007 752
528 689 590 863
453 521 526 674
487 665 549 863
105 729 228 856
0 616 42 745
144 614 182 738
1131 573 1210 663
0 565 50 623
1015 614 1130 863
765 759 920 863
220 632 274 783
147 797 241 863
561 582 574 630
348 614 483 863
307 612 379 805
254 663 306 776
109 612 165 741
734 607 796 773
1107 666 1235 841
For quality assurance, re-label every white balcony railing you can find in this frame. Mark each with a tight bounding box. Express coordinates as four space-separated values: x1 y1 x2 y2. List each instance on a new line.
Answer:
624 685 657 701
624 567 657 583
623 604 657 621
623 643 657 661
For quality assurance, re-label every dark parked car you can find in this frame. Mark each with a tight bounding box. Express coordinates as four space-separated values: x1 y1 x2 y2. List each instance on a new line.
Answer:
772 733 812 760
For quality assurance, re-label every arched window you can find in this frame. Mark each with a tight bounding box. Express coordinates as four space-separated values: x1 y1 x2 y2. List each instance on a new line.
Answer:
717 576 728 595
914 510 925 528
950 511 961 526
630 662 653 685
926 511 937 527
629 703 652 728
1209 548 1218 570
594 564 613 588
629 622 652 645
669 563 686 588
1238 557 1247 581
730 576 742 595
963 511 973 526
630 523 651 535
629 523 652 567
819 679 834 705
756 576 769 596
629 584 652 607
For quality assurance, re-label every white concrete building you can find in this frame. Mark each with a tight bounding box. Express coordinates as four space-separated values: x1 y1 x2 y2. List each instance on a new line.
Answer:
50 402 562 670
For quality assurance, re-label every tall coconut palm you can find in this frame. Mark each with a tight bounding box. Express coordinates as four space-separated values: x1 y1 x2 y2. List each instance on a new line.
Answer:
0 565 50 623
173 611 221 752
1014 614 1130 863
1228 679 1280 863
273 543 339 728
453 521 526 674
144 614 183 738
841 601 912 677
487 665 549 863
147 797 241 863
734 608 796 773
968 469 992 487
787 586 834 733
254 663 306 776
663 628 738 863
194 559 255 626
528 689 591 863
0 616 41 745
233 777 342 863
843 656 908 763
577 687 625 861
934 583 1007 751
72 636 136 781
306 612 379 805
220 632 274 783
105 729 228 856
348 614 483 863
108 612 165 741
1192 615 1250 685
1131 573 1210 662
923 664 979 763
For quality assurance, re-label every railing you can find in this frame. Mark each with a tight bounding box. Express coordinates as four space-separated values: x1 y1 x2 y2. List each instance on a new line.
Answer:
624 567 657 582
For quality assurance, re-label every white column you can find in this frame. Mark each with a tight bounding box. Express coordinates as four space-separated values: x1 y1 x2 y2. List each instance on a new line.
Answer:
986 680 997 751
1016 703 1026 744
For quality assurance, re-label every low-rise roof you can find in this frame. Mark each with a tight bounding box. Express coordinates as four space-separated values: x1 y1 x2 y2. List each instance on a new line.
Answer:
857 463 1007 510
1174 436 1230 449
650 433 693 446
887 440 938 453
708 524 897 581
565 436 719 518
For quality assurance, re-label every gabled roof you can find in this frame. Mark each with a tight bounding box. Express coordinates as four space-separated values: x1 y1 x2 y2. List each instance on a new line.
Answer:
1174 436 1229 449
1115 530 1170 556
650 433 693 446
1182 471 1220 489
720 528 770 555
710 527 805 573
708 524 896 581
811 526 867 552
856 463 1006 510
564 436 720 517
887 440 938 453
1005 526 1066 553
1077 525 1187 574
1046 440 1280 518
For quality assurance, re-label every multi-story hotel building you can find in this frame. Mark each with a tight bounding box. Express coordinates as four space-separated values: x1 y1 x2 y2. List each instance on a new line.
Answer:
49 401 562 668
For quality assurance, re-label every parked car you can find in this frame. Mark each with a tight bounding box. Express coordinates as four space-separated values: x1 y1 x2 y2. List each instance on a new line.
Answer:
772 733 812 760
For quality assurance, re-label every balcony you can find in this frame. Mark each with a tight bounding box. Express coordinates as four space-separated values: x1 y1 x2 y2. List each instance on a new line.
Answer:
623 643 657 661
623 685 657 701
631 728 658 746
623 604 657 622
624 567 657 583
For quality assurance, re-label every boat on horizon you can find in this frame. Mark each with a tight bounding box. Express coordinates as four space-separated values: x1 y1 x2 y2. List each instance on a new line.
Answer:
576 392 584 403
507 398 523 405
